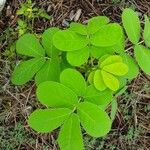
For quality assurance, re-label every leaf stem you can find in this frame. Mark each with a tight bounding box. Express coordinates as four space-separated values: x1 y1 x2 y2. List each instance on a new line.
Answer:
125 40 144 52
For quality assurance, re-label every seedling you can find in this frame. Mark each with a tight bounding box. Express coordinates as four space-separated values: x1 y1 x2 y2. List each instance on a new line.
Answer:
11 8 150 150
88 55 128 91
28 69 112 150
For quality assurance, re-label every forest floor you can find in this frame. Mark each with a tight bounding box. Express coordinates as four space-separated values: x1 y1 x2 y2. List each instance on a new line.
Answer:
0 0 150 150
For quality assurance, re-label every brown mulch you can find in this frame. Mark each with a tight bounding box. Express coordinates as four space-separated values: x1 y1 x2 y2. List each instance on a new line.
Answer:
0 0 150 150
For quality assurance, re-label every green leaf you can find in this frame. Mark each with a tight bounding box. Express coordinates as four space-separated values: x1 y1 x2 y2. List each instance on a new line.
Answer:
94 70 107 91
134 45 150 75
122 54 139 80
16 34 45 57
58 114 84 150
110 98 118 122
91 23 123 47
100 55 122 68
53 30 88 51
35 59 60 85
143 15 150 47
84 85 113 106
67 47 89 66
36 81 78 108
60 68 86 96
88 70 95 84
103 63 128 76
77 102 112 137
42 27 60 57
101 70 119 91
87 16 109 34
11 58 45 85
122 8 141 44
28 108 71 133
69 22 87 35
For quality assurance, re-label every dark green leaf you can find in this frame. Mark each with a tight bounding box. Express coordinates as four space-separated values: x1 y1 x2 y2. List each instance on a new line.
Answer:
11 58 45 85
16 34 45 57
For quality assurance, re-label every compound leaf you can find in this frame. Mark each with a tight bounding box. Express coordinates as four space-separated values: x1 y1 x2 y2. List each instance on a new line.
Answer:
60 68 86 96
143 15 150 47
101 70 119 91
53 30 88 51
69 22 87 35
36 81 78 108
122 8 141 44
134 45 150 75
87 16 109 34
77 102 112 137
103 62 128 76
67 47 89 66
94 70 107 91
58 113 84 150
122 54 139 79
28 108 71 133
11 58 45 85
91 23 123 47
84 85 113 106
42 27 60 57
35 58 60 85
16 34 45 57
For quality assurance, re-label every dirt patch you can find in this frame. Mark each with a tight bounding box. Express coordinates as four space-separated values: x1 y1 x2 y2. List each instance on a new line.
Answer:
0 0 150 149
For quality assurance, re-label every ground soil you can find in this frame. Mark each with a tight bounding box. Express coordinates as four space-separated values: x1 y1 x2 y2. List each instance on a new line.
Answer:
0 0 150 150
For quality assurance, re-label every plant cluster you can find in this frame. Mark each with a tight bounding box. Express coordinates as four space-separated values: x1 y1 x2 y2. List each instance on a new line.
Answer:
17 0 51 36
11 8 150 150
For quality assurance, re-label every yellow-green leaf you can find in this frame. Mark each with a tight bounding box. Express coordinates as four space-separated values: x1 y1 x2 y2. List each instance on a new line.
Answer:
103 62 128 76
100 55 123 68
94 70 106 91
101 70 119 91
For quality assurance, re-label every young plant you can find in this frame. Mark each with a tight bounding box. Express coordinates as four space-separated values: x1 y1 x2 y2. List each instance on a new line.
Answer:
11 28 61 85
28 68 113 150
16 0 51 36
88 55 128 91
10 7 150 150
17 0 51 20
